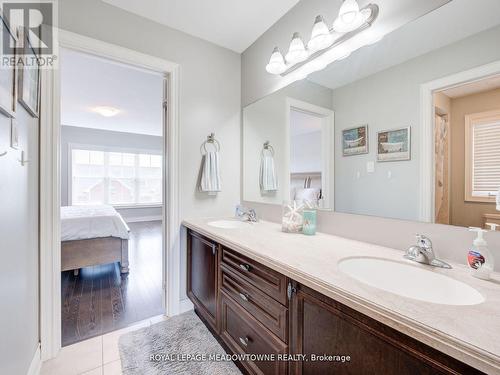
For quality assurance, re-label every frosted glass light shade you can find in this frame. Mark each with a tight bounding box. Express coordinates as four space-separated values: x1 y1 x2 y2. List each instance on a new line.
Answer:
333 1 371 33
339 0 359 24
265 47 286 75
285 32 308 64
307 15 334 52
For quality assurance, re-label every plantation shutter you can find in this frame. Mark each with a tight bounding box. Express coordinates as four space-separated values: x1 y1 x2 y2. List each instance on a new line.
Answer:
472 120 500 198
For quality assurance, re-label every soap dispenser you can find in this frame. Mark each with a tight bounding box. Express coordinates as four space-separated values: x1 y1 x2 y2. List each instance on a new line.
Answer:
467 227 494 280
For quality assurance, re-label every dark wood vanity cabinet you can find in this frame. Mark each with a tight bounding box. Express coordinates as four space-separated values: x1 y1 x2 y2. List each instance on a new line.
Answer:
186 229 485 375
187 230 219 332
288 283 483 375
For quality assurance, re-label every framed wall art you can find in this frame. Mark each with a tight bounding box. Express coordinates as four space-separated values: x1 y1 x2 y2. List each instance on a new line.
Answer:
0 15 17 117
18 27 41 118
342 125 368 156
377 126 411 162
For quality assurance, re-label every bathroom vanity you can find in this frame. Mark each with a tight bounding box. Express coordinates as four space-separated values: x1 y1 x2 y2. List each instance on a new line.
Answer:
184 219 500 375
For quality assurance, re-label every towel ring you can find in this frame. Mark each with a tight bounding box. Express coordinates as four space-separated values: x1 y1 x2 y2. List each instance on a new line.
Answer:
200 133 221 155
262 141 274 156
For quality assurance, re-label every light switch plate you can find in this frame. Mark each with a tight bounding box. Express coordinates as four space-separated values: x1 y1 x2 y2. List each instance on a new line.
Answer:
366 161 375 173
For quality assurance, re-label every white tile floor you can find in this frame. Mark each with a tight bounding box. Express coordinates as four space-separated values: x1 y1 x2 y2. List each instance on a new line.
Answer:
41 315 168 375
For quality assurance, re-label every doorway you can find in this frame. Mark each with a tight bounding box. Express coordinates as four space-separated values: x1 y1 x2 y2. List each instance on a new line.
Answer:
59 48 166 345
419 60 500 224
286 98 334 210
39 30 180 360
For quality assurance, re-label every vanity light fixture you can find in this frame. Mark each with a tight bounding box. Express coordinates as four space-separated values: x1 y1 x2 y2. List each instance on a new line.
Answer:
285 32 309 64
265 47 287 74
265 1 379 77
308 15 334 52
92 106 120 117
333 0 371 33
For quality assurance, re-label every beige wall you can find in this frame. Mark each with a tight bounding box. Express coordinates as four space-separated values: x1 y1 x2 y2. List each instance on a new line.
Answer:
449 87 500 227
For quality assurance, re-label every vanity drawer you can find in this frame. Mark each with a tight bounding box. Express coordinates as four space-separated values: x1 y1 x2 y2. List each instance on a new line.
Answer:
221 265 288 342
220 291 288 375
221 247 288 305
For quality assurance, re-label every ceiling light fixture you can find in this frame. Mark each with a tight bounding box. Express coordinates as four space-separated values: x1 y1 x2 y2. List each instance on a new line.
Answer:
265 1 379 77
92 106 120 117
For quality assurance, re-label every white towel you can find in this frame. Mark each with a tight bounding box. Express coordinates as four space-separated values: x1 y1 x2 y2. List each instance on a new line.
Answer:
259 154 278 191
198 151 221 193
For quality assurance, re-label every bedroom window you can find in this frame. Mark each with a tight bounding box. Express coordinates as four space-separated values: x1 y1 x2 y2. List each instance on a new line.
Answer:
71 148 162 206
465 110 500 203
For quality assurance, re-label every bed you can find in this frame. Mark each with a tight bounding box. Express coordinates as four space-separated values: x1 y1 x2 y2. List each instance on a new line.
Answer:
61 205 130 274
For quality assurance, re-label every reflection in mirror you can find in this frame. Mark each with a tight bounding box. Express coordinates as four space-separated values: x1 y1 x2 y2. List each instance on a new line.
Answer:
243 80 334 209
433 78 500 229
289 101 333 209
243 0 500 228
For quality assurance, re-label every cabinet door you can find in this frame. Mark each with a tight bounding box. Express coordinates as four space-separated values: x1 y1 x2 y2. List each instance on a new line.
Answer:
187 230 218 332
289 283 483 375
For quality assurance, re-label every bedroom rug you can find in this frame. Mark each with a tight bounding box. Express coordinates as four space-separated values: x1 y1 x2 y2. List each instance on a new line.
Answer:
118 311 241 374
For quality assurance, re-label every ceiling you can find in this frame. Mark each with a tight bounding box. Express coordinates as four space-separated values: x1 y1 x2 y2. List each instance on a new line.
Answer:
441 75 500 98
290 109 322 137
308 0 500 91
101 0 300 53
60 48 163 136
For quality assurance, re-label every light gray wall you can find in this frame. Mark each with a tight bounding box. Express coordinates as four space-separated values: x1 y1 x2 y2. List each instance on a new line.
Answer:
0 101 39 371
59 0 241 303
60 125 163 220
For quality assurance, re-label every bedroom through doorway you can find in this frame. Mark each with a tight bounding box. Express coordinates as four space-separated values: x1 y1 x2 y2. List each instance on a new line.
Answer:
59 48 165 346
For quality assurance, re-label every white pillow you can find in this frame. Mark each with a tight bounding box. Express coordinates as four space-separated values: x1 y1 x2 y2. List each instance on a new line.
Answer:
294 188 320 205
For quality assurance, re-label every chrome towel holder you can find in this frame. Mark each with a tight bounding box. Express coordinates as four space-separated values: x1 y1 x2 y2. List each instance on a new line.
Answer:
200 132 220 154
262 140 274 156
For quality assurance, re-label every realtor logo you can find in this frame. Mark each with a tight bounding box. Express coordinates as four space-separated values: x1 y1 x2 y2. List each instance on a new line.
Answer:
2 1 57 67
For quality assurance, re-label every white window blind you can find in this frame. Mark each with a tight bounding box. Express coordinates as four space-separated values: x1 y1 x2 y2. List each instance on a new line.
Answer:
471 120 500 198
71 148 162 206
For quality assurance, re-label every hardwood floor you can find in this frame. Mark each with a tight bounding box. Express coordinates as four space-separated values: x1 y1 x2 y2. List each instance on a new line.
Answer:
61 220 163 346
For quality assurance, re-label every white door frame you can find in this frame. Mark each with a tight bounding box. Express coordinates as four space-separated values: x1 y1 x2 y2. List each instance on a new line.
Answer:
39 29 181 361
285 98 335 210
419 60 500 222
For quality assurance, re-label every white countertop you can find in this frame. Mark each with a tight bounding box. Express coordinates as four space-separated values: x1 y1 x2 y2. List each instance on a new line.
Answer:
182 218 500 374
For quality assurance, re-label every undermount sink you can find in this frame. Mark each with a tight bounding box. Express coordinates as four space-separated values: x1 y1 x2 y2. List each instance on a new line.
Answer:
338 257 484 306
207 220 250 229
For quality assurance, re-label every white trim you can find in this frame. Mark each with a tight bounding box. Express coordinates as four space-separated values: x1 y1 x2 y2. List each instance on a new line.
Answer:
419 60 500 222
40 29 181 361
27 344 41 375
124 215 163 223
40 63 61 361
286 98 335 210
179 298 194 314
114 204 162 209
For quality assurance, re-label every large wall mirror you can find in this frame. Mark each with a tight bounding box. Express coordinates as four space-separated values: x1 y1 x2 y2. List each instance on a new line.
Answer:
242 0 500 229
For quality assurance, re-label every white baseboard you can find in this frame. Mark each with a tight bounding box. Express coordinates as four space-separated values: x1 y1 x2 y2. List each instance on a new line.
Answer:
27 344 41 375
124 215 162 223
179 298 194 314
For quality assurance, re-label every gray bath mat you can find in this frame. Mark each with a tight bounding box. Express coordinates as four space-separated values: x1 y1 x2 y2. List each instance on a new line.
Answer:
118 311 241 374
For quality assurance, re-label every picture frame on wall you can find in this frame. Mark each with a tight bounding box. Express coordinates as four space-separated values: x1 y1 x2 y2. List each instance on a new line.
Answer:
10 119 19 149
342 125 368 156
377 126 411 162
17 27 41 118
0 15 17 118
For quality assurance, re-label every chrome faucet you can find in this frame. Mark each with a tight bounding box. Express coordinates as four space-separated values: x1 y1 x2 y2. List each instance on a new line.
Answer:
235 205 258 222
404 234 451 269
